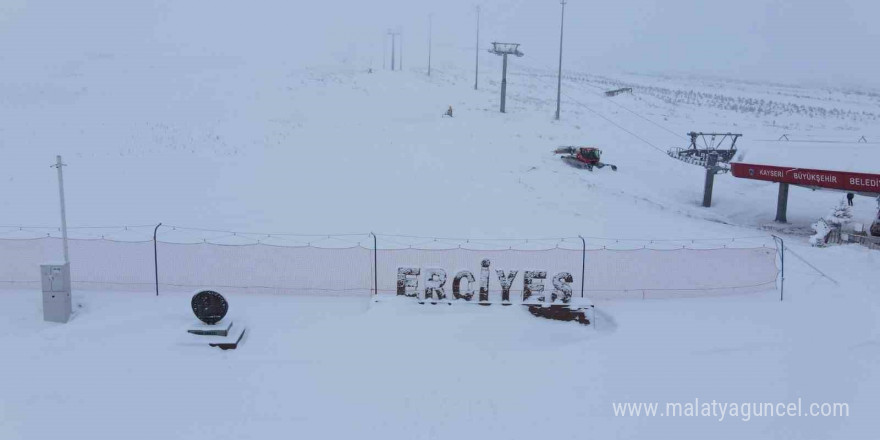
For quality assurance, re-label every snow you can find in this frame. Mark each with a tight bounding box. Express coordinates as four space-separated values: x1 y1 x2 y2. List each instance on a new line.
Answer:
1 247 877 440
810 219 833 247
1 1 880 438
3 58 878 238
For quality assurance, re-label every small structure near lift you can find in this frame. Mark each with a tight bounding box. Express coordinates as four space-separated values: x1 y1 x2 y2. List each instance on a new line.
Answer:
605 87 632 97
488 42 524 113
668 132 742 207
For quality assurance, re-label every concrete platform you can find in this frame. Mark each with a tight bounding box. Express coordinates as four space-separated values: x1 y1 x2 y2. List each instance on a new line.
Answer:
181 322 246 350
187 320 233 337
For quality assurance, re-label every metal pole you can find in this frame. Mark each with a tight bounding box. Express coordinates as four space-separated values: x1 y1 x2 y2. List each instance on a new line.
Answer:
500 53 508 113
370 232 378 296
702 155 717 208
53 155 70 263
773 235 785 301
579 235 586 299
428 14 432 76
555 0 567 120
390 33 396 70
775 182 789 223
702 169 715 207
153 223 162 296
474 6 480 90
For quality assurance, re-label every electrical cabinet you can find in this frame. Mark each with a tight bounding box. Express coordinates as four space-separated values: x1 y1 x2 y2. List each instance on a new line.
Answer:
41 263 71 323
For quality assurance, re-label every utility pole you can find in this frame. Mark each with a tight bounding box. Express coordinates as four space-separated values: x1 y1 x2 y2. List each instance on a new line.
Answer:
555 0 567 120
474 6 481 90
501 53 508 112
388 30 399 70
427 14 433 76
51 155 70 263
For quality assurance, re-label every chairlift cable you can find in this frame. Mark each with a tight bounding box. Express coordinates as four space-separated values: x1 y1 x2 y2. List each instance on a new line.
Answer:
563 92 667 154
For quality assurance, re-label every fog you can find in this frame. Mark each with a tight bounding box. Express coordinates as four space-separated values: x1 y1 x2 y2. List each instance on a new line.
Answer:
1 0 877 88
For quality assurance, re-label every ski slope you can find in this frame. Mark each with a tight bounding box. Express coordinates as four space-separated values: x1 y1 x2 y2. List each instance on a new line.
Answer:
1 1 880 438
3 63 878 237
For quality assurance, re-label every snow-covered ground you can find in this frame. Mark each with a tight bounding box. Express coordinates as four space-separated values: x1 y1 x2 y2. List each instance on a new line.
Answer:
1 244 877 440
2 1 880 438
3 61 878 237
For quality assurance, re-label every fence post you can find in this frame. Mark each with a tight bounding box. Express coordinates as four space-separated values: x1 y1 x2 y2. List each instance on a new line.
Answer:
578 235 586 299
370 232 378 296
153 223 162 296
772 235 784 301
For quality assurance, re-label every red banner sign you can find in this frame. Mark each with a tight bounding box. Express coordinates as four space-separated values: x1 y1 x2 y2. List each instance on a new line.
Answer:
731 163 880 195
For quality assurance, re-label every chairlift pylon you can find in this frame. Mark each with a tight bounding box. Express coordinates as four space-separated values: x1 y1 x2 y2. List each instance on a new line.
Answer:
666 132 743 208
667 132 742 171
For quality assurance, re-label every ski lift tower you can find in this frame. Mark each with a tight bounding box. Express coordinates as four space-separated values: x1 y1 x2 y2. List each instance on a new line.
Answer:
387 29 400 70
667 132 742 207
488 42 524 113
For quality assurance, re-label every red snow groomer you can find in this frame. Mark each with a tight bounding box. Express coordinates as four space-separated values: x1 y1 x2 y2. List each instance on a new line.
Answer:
554 146 618 171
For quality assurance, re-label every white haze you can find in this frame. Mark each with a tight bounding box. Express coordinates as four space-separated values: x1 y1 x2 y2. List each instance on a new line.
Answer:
1 0 878 89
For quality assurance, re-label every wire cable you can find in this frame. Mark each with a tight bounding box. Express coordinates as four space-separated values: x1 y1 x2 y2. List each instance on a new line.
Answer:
599 92 686 140
562 92 669 154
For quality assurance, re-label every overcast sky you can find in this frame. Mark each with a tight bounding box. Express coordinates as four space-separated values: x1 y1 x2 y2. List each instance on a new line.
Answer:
403 0 880 88
2 0 878 88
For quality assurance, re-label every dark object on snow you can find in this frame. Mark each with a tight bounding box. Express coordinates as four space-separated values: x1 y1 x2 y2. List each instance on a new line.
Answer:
527 305 590 325
872 210 880 237
191 290 228 325
554 146 617 171
605 87 632 97
847 193 854 206
209 328 246 350
443 105 453 117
